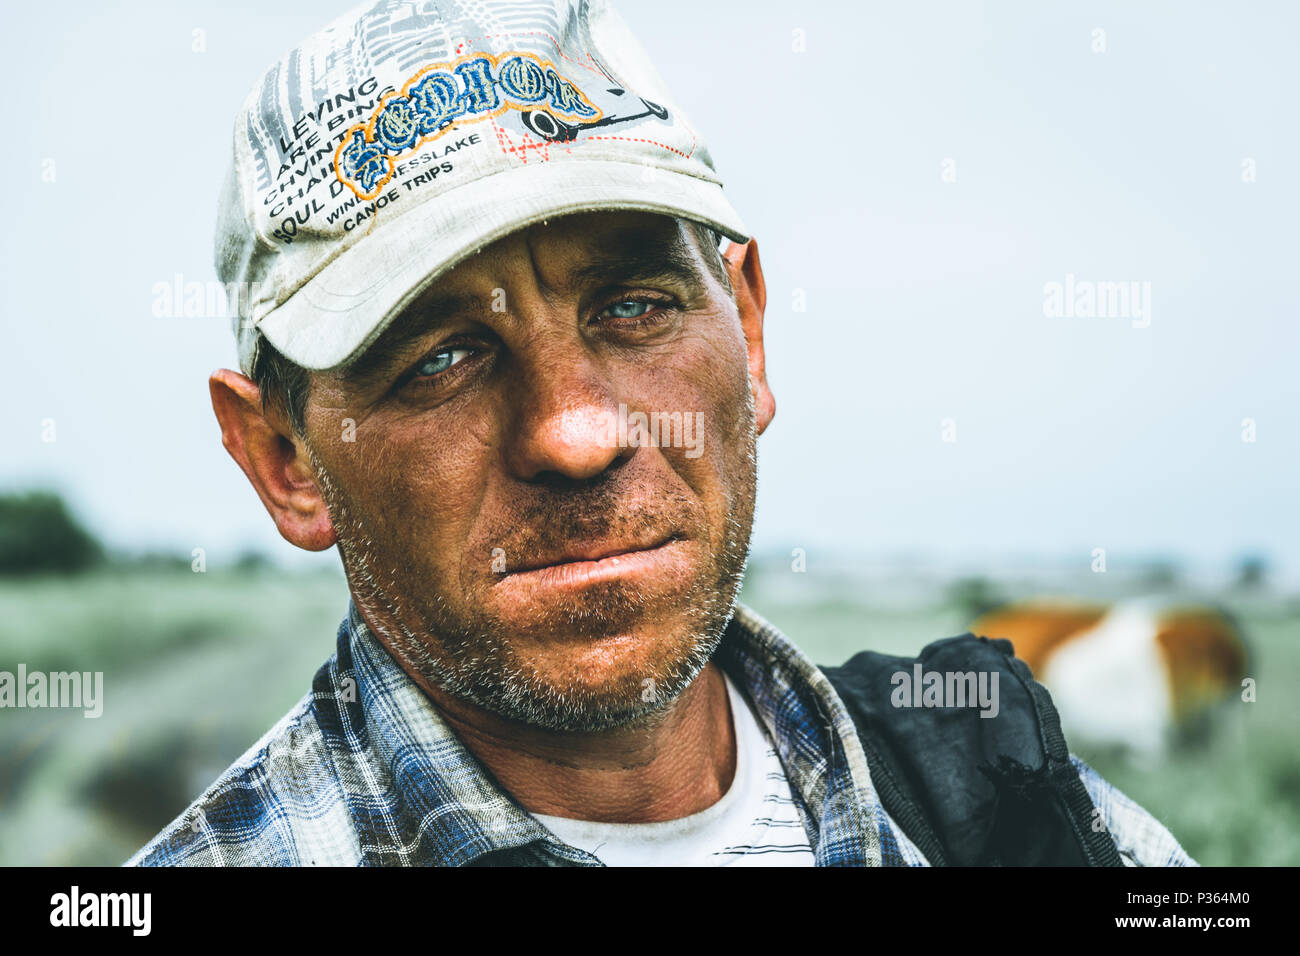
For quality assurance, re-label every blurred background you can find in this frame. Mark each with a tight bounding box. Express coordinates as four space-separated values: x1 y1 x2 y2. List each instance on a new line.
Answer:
1 0 1296 865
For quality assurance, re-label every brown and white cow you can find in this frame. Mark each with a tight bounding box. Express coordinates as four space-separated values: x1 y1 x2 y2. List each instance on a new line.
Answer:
971 598 1249 758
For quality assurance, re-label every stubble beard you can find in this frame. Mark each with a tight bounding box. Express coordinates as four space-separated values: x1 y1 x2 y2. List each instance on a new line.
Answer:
308 390 759 733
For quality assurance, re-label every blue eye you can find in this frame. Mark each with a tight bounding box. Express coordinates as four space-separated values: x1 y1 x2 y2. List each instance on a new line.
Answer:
414 348 472 378
603 300 654 319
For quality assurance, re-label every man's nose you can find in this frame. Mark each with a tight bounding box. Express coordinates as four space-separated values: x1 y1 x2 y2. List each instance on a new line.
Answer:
501 351 633 483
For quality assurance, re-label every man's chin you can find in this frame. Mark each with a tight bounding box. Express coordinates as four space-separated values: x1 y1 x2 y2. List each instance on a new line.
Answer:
488 617 710 693
476 658 709 733
434 610 730 732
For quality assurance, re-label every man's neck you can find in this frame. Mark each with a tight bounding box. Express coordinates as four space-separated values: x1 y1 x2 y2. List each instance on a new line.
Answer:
381 633 737 823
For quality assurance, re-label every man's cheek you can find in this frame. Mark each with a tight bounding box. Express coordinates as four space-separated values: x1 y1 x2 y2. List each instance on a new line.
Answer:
345 464 438 556
396 454 492 581
672 339 752 462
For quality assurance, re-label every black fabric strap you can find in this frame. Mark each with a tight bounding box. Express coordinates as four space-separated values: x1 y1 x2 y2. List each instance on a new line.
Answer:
823 634 1124 866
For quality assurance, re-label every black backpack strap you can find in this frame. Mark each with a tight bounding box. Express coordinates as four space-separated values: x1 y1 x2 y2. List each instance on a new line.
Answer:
823 633 1124 866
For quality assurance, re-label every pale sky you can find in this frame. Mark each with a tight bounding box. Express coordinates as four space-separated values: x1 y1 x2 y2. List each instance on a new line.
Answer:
2 0 1296 583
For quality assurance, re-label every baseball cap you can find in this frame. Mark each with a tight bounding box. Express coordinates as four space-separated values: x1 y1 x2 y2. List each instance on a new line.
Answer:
217 0 750 375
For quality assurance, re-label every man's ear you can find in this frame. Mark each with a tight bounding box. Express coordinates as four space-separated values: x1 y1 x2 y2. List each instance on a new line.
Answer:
722 238 776 434
209 369 337 551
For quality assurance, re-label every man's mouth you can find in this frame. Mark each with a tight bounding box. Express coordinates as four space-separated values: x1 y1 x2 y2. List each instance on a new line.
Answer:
494 534 687 591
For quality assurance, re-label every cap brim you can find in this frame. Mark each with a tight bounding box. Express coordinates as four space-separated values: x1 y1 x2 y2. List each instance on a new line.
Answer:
255 159 750 371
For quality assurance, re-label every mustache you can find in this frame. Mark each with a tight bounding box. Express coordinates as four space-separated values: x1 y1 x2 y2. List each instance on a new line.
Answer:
479 482 697 561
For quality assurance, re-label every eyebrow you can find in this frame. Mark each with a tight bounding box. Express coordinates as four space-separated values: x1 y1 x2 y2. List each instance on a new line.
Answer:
340 227 711 390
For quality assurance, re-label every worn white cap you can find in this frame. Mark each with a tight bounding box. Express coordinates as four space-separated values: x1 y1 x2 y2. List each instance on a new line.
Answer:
217 0 749 374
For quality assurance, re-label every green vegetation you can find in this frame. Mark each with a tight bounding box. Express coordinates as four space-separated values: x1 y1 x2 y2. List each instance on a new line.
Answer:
0 491 104 575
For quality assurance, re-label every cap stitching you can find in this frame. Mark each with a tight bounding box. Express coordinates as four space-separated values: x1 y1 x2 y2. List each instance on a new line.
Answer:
583 134 692 159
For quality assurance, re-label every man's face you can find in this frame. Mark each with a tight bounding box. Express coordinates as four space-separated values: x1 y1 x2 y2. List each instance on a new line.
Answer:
301 211 767 731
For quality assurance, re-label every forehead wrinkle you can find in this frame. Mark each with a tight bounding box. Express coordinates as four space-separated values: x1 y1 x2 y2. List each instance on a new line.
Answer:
562 222 706 293
522 222 560 301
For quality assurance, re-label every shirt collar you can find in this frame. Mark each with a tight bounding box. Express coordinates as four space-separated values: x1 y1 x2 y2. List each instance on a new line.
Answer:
717 604 884 866
339 600 883 866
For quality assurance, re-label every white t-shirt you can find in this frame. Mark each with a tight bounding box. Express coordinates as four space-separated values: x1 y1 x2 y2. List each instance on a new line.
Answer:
532 672 816 866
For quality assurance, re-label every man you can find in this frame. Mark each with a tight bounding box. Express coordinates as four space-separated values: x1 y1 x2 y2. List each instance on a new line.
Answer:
130 0 1193 866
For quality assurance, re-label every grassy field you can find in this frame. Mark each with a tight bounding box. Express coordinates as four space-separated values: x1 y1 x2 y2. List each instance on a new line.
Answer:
0 564 1295 866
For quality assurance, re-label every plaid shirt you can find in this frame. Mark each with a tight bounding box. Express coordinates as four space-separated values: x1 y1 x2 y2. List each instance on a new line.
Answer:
127 602 1195 867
